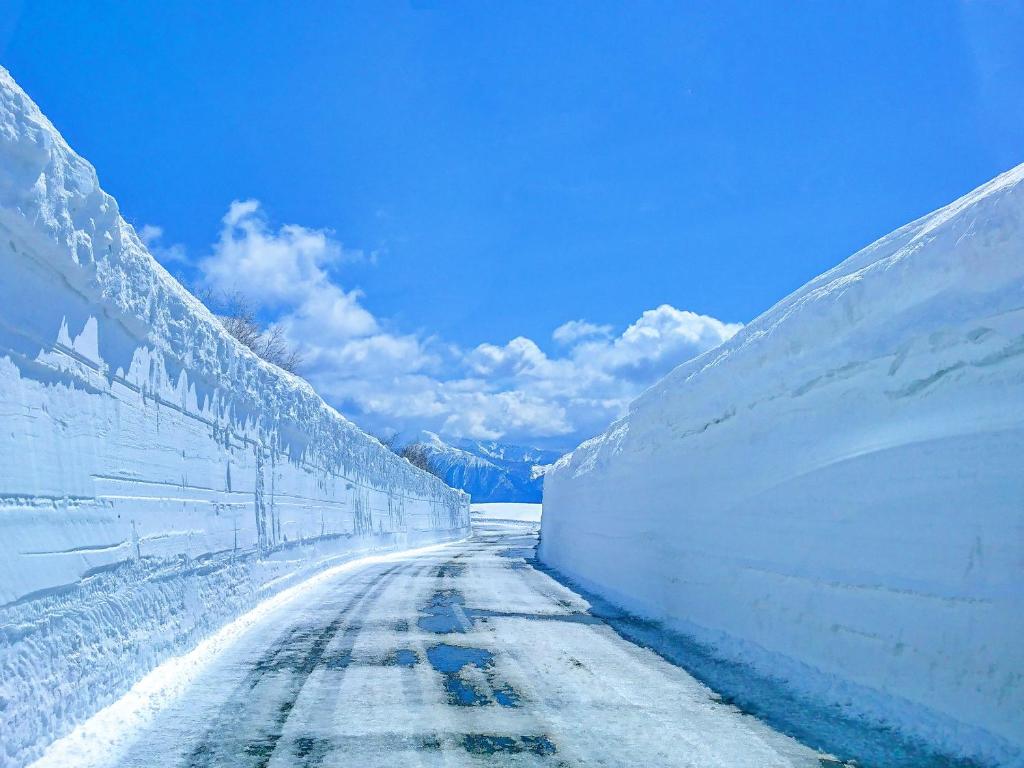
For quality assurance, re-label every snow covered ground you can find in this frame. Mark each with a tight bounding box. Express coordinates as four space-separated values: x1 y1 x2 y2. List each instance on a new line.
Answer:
0 67 469 768
541 164 1024 765
27 527 837 768
471 502 543 525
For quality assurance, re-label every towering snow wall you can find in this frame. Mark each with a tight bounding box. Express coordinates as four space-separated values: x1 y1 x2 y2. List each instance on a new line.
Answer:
541 165 1024 764
0 68 469 767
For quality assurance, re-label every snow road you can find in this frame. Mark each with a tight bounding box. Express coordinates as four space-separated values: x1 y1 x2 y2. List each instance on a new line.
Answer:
34 520 831 768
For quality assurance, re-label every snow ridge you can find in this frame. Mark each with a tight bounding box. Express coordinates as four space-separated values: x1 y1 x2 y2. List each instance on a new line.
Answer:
0 66 468 768
541 163 1024 765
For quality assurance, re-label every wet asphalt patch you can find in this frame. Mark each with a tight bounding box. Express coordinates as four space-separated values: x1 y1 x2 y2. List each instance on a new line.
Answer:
289 733 444 765
292 735 332 767
284 731 556 763
499 546 537 559
434 562 466 578
382 648 419 667
462 733 557 756
425 643 520 707
418 588 472 633
419 583 601 635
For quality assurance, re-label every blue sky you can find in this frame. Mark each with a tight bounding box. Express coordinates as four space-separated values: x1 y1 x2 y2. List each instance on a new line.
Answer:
3 1 1022 447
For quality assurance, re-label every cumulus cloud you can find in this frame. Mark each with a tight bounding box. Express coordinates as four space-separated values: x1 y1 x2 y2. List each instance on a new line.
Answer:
441 390 572 441
466 337 548 377
139 224 164 243
573 305 742 382
450 306 739 442
139 224 188 264
183 202 740 447
552 319 613 345
200 200 372 324
195 199 431 382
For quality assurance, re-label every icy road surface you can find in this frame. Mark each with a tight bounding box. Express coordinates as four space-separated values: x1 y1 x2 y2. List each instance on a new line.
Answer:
43 521 832 768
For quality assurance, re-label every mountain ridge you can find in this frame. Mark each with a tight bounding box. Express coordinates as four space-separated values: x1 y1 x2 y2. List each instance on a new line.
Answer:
411 431 563 502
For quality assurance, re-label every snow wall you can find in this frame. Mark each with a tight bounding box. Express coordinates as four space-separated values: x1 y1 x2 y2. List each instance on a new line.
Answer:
0 68 469 768
541 164 1024 765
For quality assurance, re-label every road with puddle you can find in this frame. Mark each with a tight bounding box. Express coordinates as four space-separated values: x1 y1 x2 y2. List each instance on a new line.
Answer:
92 519 834 767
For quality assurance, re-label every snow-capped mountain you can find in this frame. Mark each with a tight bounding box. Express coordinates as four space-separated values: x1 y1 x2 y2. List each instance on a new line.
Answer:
414 432 563 502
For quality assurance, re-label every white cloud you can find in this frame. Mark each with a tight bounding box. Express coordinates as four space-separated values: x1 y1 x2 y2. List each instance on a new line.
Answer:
139 224 163 243
194 199 432 395
200 200 354 311
441 390 572 441
466 337 548 377
552 319 613 345
572 305 742 383
139 223 187 264
186 202 741 447
277 283 379 344
443 307 739 442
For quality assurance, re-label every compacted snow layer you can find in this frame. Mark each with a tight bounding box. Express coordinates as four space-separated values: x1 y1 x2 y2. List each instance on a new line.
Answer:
0 67 469 768
541 164 1024 765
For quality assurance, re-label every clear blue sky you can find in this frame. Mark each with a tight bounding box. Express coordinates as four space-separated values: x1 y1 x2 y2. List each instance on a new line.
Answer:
3 1 1022 447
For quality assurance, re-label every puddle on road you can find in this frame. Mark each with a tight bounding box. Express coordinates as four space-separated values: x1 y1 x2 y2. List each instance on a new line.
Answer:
292 735 332 766
499 547 536 559
419 585 602 634
426 643 521 708
382 648 419 668
427 644 493 705
288 733 444 766
434 562 466 578
320 648 353 670
462 733 558 756
418 588 471 633
284 731 556 762
414 560 597 714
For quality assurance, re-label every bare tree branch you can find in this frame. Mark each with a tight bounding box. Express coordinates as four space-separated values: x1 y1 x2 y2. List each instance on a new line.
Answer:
398 442 445 480
374 432 400 452
197 289 304 374
372 434 444 481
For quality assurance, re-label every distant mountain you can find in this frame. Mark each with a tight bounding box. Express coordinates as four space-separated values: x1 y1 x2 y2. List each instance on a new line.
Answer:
413 432 563 502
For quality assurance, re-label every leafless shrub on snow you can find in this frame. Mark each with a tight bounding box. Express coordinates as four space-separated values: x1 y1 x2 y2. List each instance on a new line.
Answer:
374 434 445 481
197 289 303 374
